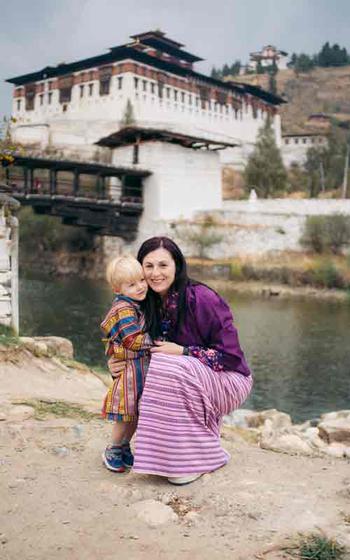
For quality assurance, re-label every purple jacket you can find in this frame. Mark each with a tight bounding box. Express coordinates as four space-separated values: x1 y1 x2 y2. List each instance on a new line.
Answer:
170 283 251 377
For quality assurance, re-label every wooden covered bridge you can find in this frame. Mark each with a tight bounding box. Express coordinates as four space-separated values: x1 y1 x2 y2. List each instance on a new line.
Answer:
4 155 151 240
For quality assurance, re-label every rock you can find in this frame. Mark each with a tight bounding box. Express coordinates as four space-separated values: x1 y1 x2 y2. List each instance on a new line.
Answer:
19 336 74 359
260 431 315 456
8 405 35 422
318 416 350 445
301 427 327 449
132 499 177 527
321 443 349 459
51 446 70 457
184 511 200 525
247 409 292 431
223 408 256 428
34 337 74 359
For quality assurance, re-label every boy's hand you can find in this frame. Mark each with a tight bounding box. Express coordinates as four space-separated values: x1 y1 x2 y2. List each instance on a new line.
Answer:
108 357 125 377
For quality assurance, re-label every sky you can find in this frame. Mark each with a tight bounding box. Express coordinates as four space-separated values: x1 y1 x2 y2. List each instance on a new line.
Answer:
1 0 350 117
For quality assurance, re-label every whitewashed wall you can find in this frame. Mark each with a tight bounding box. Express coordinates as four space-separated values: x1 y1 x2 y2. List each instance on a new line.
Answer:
111 141 222 222
11 67 281 168
0 196 19 332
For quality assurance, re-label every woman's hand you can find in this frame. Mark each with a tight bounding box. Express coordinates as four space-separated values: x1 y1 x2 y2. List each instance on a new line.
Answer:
151 340 184 355
108 356 125 378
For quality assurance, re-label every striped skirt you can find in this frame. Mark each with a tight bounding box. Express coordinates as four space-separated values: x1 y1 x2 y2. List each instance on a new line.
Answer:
133 353 253 477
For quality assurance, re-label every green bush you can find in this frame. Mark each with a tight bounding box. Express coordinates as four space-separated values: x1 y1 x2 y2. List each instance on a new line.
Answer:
19 207 94 253
301 214 350 254
298 534 345 560
310 260 345 289
229 261 244 280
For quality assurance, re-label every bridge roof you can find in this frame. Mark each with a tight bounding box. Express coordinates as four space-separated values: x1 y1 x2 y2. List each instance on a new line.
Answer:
14 155 151 176
96 126 239 150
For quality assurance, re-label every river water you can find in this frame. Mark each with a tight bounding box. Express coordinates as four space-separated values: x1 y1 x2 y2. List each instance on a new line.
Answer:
19 273 350 422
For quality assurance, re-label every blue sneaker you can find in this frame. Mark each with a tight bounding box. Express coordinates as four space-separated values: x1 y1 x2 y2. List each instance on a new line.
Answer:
121 442 134 468
102 445 125 473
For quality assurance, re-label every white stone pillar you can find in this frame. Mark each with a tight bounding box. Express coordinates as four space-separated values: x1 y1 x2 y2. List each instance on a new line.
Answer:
0 190 20 333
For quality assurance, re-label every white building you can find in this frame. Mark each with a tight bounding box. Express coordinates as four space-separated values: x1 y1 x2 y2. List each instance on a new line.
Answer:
7 31 284 167
281 132 328 167
249 45 289 71
5 31 286 248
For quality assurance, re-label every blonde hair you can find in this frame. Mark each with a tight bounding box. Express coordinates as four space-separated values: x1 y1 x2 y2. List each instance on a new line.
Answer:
106 255 144 291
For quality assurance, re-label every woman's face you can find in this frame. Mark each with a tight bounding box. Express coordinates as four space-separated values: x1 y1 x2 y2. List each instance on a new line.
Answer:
142 247 176 296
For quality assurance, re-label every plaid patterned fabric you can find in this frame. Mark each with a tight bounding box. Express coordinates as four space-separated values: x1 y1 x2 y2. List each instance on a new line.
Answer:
101 295 152 422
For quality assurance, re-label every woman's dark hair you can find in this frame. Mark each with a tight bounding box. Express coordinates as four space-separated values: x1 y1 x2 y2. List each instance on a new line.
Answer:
137 237 191 339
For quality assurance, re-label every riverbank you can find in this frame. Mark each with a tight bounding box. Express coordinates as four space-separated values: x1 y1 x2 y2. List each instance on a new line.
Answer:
1 336 350 559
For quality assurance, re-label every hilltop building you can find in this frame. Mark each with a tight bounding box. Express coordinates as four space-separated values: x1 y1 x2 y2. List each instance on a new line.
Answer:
248 45 289 71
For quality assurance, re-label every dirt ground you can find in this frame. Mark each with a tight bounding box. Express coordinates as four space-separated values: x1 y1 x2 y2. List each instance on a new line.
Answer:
1 347 350 560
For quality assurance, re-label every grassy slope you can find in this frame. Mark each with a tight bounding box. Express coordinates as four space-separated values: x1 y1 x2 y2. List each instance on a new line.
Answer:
230 65 350 133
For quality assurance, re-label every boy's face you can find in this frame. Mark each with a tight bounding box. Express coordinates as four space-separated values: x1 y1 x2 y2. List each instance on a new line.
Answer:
119 275 148 301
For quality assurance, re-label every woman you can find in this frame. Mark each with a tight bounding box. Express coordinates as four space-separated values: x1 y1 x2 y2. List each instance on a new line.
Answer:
110 237 253 485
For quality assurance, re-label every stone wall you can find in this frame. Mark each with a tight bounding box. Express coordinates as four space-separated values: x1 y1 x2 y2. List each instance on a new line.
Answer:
0 192 19 332
122 199 350 259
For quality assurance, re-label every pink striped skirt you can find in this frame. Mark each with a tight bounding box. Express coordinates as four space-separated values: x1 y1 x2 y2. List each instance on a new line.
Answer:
133 353 253 477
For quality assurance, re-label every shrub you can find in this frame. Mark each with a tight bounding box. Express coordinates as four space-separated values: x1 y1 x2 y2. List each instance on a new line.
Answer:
19 207 94 253
301 215 350 254
229 261 243 280
298 533 345 560
176 219 223 259
310 260 345 289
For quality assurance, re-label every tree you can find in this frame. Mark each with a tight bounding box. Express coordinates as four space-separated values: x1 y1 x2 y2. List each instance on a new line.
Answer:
121 99 135 126
294 53 314 73
222 64 230 77
211 66 220 79
0 117 21 176
244 118 288 198
256 60 264 74
230 60 241 75
304 126 350 195
268 73 277 94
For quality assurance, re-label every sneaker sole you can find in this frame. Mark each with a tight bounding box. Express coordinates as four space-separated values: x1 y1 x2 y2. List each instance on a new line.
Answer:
167 473 203 486
102 453 126 473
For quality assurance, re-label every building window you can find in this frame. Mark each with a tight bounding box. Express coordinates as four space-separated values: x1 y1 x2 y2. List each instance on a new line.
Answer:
134 77 139 89
252 106 257 119
150 82 155 94
59 88 71 104
48 92 52 105
166 87 170 99
181 91 185 103
25 87 35 111
285 139 289 145
142 80 147 92
39 94 44 106
100 79 110 96
117 76 123 90
303 138 307 144
80 85 84 98
62 104 68 112
88 83 94 96
174 89 178 101
294 138 299 144
16 100 21 111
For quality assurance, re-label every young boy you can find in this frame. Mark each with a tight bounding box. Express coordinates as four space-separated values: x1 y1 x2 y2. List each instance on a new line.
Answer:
101 255 152 473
